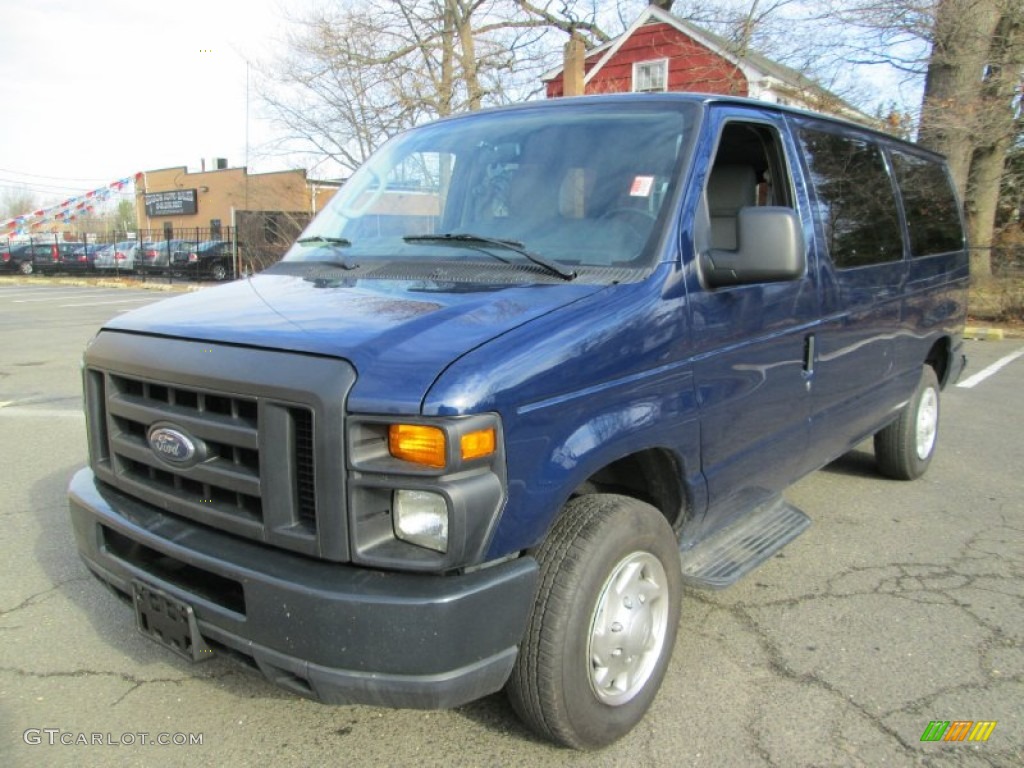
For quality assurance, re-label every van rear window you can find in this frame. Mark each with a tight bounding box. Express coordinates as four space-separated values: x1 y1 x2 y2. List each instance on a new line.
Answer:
799 127 903 269
890 151 964 257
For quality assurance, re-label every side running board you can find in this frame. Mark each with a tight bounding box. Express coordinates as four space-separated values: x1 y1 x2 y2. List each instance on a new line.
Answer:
679 497 810 589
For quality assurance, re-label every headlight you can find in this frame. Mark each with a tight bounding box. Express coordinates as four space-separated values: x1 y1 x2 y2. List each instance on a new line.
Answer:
394 490 449 552
348 413 505 570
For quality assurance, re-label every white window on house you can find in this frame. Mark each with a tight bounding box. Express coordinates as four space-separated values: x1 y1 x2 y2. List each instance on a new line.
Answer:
632 59 668 93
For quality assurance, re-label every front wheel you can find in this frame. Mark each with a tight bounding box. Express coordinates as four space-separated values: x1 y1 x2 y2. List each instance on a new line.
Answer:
874 365 940 480
506 494 681 750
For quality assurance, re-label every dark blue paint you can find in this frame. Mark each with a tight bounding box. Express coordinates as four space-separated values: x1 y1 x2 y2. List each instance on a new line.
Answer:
103 94 968 563
107 276 604 415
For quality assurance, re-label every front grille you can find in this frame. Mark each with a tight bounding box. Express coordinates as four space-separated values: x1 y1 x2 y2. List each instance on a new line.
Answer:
108 373 266 526
293 408 317 529
85 332 354 561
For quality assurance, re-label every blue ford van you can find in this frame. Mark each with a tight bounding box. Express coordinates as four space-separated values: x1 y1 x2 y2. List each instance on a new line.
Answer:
68 94 967 749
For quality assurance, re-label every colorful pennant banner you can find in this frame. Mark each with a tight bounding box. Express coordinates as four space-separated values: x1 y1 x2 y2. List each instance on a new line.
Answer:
1 173 143 236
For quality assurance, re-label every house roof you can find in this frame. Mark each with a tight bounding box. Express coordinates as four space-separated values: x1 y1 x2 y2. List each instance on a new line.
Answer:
543 4 869 122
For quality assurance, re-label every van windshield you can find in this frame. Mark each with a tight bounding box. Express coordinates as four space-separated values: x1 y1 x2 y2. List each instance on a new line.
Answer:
281 101 697 281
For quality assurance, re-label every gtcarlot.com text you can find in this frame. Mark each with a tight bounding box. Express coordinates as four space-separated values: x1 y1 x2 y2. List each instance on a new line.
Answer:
23 729 203 747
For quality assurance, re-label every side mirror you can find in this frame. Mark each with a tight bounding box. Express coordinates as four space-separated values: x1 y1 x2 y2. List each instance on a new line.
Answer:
701 207 806 288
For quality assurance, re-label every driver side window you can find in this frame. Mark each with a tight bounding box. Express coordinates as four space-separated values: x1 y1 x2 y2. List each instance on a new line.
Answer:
704 122 795 252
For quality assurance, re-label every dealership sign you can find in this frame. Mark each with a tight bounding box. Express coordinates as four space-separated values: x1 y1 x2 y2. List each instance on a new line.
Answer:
145 189 197 217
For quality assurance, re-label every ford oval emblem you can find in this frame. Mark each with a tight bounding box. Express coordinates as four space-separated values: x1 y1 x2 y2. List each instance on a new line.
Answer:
147 425 197 464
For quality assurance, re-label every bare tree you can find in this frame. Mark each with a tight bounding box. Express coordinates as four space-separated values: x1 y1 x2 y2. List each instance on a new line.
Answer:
511 0 617 46
261 0 818 174
1 187 40 221
999 138 1024 242
829 0 1023 277
260 0 1020 279
260 0 585 176
960 8 1023 273
914 0 1022 276
259 5 427 174
917 1 1004 191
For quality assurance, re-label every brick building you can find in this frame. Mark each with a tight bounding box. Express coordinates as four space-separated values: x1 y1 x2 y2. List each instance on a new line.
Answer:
137 163 341 265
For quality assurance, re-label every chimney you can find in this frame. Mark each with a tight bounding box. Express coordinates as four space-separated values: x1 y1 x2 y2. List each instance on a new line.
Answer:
563 32 586 97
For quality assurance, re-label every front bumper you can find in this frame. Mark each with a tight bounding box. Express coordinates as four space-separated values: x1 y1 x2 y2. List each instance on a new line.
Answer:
68 468 537 709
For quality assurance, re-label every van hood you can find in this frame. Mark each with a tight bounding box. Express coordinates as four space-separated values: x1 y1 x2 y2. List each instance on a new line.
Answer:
104 274 604 413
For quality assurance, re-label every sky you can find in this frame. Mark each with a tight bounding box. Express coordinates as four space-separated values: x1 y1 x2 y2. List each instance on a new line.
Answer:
0 0 313 208
0 0 920 216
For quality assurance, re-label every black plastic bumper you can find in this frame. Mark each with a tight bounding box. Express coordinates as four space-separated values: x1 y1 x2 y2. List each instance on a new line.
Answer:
68 468 538 709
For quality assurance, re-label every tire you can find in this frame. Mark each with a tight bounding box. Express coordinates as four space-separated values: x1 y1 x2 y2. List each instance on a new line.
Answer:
506 494 682 750
18 260 33 275
210 261 228 281
874 365 940 480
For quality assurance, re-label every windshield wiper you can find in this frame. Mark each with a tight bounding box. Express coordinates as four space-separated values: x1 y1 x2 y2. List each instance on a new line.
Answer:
403 233 576 281
295 236 359 269
297 236 352 247
312 260 360 270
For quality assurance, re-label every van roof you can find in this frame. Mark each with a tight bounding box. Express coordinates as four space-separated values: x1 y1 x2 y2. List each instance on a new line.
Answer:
444 93 946 163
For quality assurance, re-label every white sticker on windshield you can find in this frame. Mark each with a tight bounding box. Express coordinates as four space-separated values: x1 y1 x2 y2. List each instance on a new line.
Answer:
630 175 654 197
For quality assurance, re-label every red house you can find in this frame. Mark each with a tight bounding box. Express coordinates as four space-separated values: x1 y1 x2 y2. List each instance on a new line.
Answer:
543 4 869 123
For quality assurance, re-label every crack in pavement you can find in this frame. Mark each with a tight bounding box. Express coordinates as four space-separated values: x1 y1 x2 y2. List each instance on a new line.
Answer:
682 520 1022 766
0 665 245 708
690 591 924 761
0 576 91 618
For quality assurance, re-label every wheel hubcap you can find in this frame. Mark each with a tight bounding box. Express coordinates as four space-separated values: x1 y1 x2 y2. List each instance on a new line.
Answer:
588 551 669 706
915 387 938 460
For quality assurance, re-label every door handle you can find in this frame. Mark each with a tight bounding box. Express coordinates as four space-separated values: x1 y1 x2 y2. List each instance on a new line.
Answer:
803 334 815 378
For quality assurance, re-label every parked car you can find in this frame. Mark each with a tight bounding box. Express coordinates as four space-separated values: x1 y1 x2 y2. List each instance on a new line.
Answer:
90 244 114 268
68 94 969 750
62 242 104 273
171 239 235 281
137 239 192 273
94 240 140 271
4 241 75 275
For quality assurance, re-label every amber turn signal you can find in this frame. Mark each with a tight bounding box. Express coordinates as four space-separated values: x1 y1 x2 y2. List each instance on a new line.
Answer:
460 428 496 461
388 424 447 468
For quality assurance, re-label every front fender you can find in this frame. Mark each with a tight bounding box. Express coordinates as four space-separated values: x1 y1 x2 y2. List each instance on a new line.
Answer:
421 265 702 559
489 363 704 557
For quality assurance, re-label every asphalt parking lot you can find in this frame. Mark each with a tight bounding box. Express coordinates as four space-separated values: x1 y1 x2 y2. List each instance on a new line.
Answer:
0 280 1021 767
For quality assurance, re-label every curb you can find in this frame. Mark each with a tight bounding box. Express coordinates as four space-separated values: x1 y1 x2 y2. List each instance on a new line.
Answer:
963 326 1005 341
0 276 199 293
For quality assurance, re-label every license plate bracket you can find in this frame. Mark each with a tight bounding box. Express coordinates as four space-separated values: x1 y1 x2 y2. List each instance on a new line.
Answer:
132 581 214 663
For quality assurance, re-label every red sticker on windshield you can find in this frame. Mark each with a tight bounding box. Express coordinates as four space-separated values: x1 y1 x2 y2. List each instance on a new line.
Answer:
630 175 654 197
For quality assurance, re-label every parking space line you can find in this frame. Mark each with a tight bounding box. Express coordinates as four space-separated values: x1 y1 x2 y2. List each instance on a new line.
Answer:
0 290 98 299
0 289 85 298
58 298 158 307
0 407 85 420
13 292 127 302
957 346 1024 389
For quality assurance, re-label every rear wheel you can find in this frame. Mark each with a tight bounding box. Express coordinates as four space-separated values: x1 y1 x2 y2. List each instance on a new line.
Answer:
18 260 33 275
506 494 681 750
874 365 940 480
210 261 229 281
